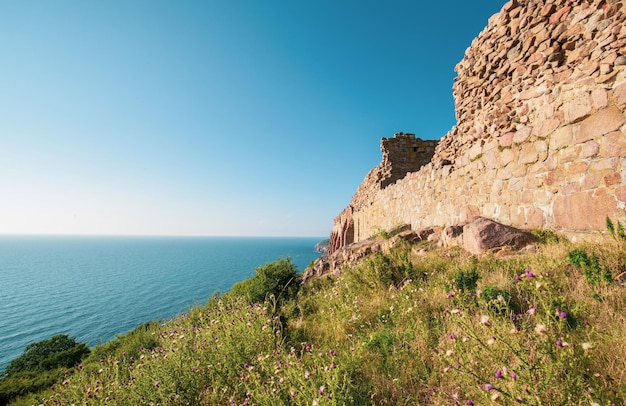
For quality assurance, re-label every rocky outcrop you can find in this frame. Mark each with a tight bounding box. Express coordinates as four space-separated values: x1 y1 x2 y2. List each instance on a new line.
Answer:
304 219 535 281
330 0 626 252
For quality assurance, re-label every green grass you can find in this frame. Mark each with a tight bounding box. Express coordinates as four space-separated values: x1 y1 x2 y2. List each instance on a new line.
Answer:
5 237 626 405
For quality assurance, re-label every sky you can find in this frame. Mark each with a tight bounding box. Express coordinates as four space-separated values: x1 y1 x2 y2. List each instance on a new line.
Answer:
0 1 505 237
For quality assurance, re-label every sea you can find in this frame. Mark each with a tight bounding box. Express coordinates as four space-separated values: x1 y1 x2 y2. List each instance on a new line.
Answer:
0 235 323 372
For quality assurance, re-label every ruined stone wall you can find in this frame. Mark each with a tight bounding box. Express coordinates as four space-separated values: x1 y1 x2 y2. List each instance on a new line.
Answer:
332 0 626 250
328 134 437 254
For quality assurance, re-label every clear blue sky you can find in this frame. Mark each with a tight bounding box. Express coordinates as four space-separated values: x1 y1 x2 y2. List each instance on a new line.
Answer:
1 1 505 237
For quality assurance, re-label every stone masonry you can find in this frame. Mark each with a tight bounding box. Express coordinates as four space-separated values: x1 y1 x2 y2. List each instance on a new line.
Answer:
328 134 437 254
329 0 626 254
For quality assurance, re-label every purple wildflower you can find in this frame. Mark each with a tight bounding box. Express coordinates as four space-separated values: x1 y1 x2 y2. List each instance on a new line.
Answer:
559 311 567 319
485 383 493 391
556 340 563 347
495 370 503 379
511 373 518 380
467 400 474 405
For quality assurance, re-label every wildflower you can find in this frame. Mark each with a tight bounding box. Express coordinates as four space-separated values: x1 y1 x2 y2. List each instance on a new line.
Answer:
154 381 160 388
511 373 518 380
491 392 501 401
510 327 519 334
527 306 536 315
450 309 461 314
304 370 311 379
449 334 456 340
514 275 521 282
318 386 325 395
495 369 503 379
534 324 548 335
448 292 455 298
487 337 496 346
467 401 474 406
446 349 454 356
581 342 593 350
556 340 563 347
559 311 567 319
485 383 493 390
480 315 490 325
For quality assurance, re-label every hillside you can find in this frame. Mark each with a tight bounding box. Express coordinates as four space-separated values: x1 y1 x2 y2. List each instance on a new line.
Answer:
4 231 625 405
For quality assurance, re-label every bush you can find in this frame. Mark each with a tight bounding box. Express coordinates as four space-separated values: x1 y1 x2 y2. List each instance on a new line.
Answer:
2 335 89 379
568 248 613 285
0 334 89 405
231 257 300 304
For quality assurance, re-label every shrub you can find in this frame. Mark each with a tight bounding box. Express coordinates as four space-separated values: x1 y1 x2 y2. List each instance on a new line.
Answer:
0 334 89 405
231 257 300 304
2 335 89 378
568 248 613 285
454 263 479 293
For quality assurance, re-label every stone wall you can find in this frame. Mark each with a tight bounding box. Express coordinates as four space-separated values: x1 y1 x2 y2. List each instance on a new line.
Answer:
330 0 626 252
328 134 437 254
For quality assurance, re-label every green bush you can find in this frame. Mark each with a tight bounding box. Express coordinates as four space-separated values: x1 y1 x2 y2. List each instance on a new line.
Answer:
2 335 89 378
568 248 613 285
0 334 89 405
230 257 300 304
454 265 479 293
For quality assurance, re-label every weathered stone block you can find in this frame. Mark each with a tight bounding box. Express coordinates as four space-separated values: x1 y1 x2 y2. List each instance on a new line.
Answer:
613 82 626 106
591 88 608 109
581 140 600 158
563 93 592 123
553 189 617 230
549 126 573 150
532 116 561 139
600 131 626 158
576 106 625 143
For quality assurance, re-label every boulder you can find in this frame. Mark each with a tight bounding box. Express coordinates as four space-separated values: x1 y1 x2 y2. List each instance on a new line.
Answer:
461 216 536 255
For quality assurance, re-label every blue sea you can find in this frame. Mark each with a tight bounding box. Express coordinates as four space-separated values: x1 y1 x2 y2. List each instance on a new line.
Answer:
0 235 323 372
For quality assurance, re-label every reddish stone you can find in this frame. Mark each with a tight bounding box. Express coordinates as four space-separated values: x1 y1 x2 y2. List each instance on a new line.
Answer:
499 132 515 147
553 189 617 230
576 106 625 143
616 186 626 203
604 173 622 186
549 6 571 24
568 161 588 174
461 216 536 255
613 82 626 107
583 172 603 189
600 131 626 158
526 207 545 228
532 117 561 139
591 88 608 109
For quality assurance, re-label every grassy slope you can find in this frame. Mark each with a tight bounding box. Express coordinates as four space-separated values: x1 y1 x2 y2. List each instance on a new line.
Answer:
10 235 626 405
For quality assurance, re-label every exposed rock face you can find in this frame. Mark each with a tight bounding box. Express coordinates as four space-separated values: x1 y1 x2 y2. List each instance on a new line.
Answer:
304 227 436 282
330 0 626 252
303 220 534 281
